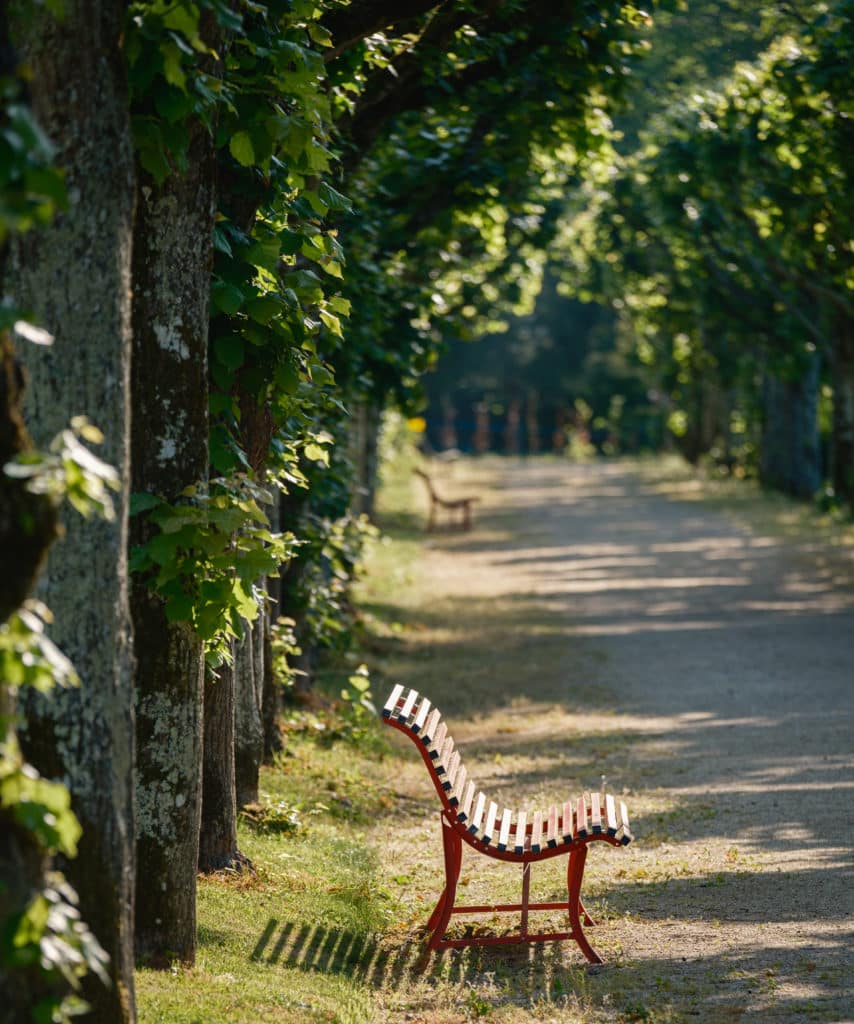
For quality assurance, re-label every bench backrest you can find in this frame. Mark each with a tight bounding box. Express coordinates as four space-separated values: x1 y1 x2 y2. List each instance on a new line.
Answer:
382 683 632 852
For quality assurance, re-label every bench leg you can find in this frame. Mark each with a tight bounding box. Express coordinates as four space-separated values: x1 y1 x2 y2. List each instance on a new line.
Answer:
520 862 531 939
417 816 461 969
567 846 603 965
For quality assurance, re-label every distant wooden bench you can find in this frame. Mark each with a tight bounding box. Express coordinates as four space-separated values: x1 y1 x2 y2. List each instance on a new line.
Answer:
413 468 478 531
382 685 633 967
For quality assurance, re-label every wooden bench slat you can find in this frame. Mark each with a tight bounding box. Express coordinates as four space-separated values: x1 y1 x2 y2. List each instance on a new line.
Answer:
435 734 454 774
429 720 448 759
397 688 418 724
449 763 467 807
576 794 588 838
546 804 558 848
591 792 603 834
561 799 574 843
458 780 475 822
443 750 460 792
513 810 527 855
412 696 431 734
618 800 632 845
531 810 544 853
497 808 512 851
482 801 498 844
382 683 404 718
421 707 441 746
469 792 487 836
605 794 618 836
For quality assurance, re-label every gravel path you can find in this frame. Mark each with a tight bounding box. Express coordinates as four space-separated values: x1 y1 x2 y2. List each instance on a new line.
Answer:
511 459 851 1021
388 457 853 1023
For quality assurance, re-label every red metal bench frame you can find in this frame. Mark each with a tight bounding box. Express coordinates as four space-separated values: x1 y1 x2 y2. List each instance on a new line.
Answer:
382 685 632 966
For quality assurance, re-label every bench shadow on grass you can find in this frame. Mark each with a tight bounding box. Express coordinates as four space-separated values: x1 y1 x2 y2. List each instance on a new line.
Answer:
248 915 576 990
246 913 853 1021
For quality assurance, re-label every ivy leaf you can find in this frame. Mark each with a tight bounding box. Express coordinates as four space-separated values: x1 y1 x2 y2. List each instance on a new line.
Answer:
130 492 163 515
245 294 282 325
138 143 172 185
229 131 255 167
164 592 195 624
274 361 300 395
162 3 202 44
319 309 343 338
214 334 245 372
161 41 187 90
303 442 329 466
211 281 245 315
318 182 352 213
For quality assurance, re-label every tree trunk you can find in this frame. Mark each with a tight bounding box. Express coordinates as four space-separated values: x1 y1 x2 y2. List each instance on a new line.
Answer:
678 369 723 465
262 498 284 760
830 326 854 508
261 596 283 760
760 353 821 499
234 616 265 808
348 400 381 517
199 657 250 872
129 88 217 965
9 3 137 1020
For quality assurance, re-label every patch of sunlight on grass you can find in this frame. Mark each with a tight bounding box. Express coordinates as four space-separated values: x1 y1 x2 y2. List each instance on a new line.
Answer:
137 790 392 1024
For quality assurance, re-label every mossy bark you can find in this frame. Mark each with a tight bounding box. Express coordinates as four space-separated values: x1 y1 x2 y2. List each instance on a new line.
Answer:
130 99 216 966
234 617 265 808
199 656 250 872
8 3 136 1020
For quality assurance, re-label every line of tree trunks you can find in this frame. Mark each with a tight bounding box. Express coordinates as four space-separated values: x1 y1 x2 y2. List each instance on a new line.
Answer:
9 3 137 1019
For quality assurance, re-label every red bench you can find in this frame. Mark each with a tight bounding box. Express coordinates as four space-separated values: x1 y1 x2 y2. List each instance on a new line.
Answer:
382 684 633 966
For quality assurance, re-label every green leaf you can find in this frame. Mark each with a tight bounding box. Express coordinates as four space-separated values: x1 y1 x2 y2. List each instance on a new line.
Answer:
138 143 172 185
303 442 329 466
274 361 300 395
161 41 187 90
214 334 245 372
229 131 255 167
154 87 195 123
318 181 352 213
211 281 245 315
162 3 201 42
319 309 343 338
130 492 163 515
164 592 195 623
245 294 282 325
246 235 281 272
